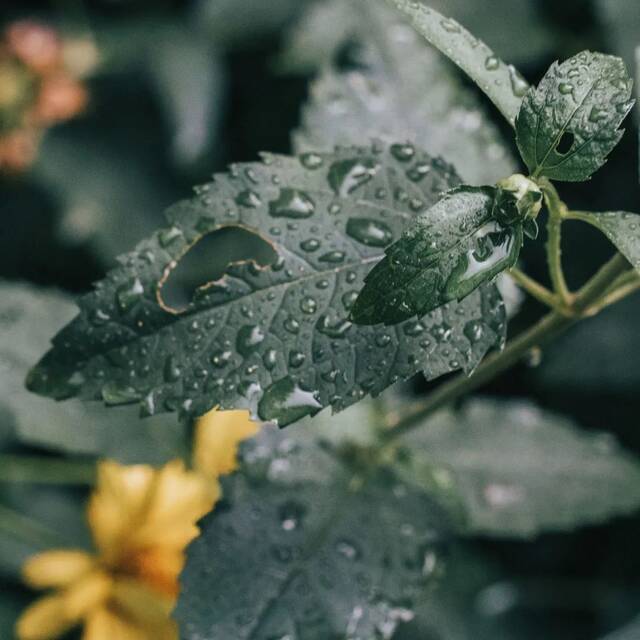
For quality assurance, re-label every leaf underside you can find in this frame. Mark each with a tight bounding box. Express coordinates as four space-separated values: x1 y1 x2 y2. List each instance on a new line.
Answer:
516 50 634 182
292 0 517 185
27 142 506 426
176 425 449 640
385 0 530 126
352 187 522 326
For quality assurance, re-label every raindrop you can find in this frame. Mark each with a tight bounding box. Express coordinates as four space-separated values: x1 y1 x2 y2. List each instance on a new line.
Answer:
390 143 415 162
484 55 500 71
211 350 232 368
440 17 461 33
236 325 265 356
163 355 181 382
101 382 141 406
269 188 316 219
346 218 393 247
299 152 324 169
279 501 307 531
116 278 144 313
300 238 320 252
263 349 278 370
258 377 322 426
300 297 318 314
316 314 352 338
288 351 306 368
558 82 574 95
319 250 346 264
328 158 379 196
284 317 300 334
464 320 484 343
235 190 262 208
158 226 183 248
508 65 529 98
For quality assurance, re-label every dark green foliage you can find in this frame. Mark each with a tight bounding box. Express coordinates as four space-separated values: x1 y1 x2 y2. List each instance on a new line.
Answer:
26 143 506 426
351 187 522 325
516 51 634 181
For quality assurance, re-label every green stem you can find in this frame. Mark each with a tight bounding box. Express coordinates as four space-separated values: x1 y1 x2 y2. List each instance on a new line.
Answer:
509 267 557 309
385 252 631 439
540 179 572 305
0 504 68 549
0 455 96 485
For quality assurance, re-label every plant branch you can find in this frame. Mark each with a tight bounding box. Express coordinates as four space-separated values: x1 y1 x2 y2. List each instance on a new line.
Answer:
508 268 557 309
540 179 572 305
385 252 632 439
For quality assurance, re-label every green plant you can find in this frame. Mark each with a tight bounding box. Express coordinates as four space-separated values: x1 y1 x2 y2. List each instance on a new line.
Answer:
19 1 640 637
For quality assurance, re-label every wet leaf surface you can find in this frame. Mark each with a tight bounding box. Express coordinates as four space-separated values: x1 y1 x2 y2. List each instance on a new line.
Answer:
176 423 449 640
397 399 640 538
352 187 521 325
27 143 506 426
516 51 634 182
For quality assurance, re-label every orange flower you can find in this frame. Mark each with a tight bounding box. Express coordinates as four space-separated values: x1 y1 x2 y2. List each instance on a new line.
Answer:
17 409 259 640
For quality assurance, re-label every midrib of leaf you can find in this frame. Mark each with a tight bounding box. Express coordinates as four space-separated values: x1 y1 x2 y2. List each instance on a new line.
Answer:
532 80 599 176
385 0 528 126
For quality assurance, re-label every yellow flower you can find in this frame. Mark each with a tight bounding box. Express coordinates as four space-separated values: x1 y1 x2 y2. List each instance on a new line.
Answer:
193 408 259 478
17 409 258 640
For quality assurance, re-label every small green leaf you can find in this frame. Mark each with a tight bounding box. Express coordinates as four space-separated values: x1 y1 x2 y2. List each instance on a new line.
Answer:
292 0 517 185
27 143 506 426
516 51 634 182
396 399 640 538
351 187 522 326
385 0 529 126
569 210 640 274
0 281 187 463
176 423 449 640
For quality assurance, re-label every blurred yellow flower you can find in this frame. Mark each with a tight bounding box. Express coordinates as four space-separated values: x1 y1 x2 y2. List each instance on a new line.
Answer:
17 408 258 640
193 408 259 478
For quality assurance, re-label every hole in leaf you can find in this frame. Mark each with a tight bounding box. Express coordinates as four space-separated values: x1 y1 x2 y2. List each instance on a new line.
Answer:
158 226 278 312
555 131 575 155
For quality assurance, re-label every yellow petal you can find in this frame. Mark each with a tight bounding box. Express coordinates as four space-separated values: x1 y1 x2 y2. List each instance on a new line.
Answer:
16 594 77 640
193 408 259 478
83 606 148 640
22 550 96 589
133 460 219 549
63 569 112 620
88 460 156 561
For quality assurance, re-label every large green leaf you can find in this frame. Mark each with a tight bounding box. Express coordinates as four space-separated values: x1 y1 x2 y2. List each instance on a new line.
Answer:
351 187 522 325
396 399 640 538
516 51 634 182
568 210 640 273
27 143 506 426
0 281 187 463
385 0 529 126
176 421 449 640
292 1 517 185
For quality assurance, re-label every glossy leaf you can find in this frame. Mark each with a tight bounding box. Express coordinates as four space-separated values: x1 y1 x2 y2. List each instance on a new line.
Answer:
0 281 187 463
396 399 640 538
516 51 634 182
292 0 517 185
569 210 640 274
27 143 506 426
386 0 529 126
176 423 449 640
351 187 522 325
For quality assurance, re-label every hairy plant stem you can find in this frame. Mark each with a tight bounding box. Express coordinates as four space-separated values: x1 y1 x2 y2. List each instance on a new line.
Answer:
385 252 631 439
540 179 572 306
